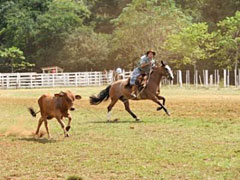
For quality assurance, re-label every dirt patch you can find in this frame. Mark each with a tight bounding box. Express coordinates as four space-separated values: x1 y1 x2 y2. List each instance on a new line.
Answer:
4 125 34 137
4 125 46 138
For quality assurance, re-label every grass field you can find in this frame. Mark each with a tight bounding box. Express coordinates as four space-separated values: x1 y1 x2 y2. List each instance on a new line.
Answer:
0 86 240 180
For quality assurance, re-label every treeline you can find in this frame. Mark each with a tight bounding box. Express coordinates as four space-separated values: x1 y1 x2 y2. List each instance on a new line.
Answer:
0 0 239 72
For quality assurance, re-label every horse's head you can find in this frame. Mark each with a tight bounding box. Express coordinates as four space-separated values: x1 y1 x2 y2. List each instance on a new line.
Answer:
153 61 174 80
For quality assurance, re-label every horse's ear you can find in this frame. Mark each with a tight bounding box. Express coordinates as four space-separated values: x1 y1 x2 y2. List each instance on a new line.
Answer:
161 60 165 66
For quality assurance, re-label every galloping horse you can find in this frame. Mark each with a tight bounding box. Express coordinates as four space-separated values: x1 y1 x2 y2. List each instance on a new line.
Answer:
90 61 174 121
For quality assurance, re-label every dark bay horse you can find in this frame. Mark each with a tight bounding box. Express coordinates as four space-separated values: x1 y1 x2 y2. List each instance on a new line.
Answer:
90 61 174 121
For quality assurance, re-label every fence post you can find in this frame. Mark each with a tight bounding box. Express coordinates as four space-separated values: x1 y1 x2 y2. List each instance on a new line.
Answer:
234 69 237 87
7 75 9 89
52 74 55 87
0 73 1 88
186 70 190 85
210 74 213 86
99 72 101 86
227 69 230 87
30 74 33 88
238 69 240 88
177 70 182 87
214 70 220 86
194 70 198 86
75 73 78 86
205 70 208 87
223 69 226 87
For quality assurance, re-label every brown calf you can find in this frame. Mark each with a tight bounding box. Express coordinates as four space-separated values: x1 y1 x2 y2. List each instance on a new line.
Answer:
29 90 81 138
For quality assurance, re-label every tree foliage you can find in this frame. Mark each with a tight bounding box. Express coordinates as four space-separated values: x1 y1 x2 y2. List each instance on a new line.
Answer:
0 47 34 72
0 0 239 72
58 28 110 71
213 11 240 70
164 23 217 70
111 0 191 69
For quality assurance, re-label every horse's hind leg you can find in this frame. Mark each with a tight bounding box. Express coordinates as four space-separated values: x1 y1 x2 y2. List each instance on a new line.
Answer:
107 98 118 121
120 97 140 121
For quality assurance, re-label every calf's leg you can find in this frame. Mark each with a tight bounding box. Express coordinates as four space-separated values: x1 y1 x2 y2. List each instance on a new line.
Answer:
35 117 43 137
66 114 72 132
56 117 69 137
43 118 51 139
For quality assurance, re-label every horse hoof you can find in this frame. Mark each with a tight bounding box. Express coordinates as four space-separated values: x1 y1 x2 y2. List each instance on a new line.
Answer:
113 118 119 122
135 117 140 121
66 126 71 132
166 112 171 116
65 134 69 137
157 107 163 111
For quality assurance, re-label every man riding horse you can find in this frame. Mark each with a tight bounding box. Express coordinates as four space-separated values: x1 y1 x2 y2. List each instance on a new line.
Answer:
90 50 174 122
130 50 156 98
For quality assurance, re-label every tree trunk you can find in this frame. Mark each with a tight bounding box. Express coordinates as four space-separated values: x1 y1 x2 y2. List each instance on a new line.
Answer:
235 48 239 86
11 59 14 73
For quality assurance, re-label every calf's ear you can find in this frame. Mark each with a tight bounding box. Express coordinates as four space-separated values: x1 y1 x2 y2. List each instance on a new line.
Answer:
55 91 65 97
75 95 82 100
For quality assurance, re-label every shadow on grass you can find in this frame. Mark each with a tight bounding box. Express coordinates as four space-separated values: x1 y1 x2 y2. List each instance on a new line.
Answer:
88 120 144 124
18 137 57 144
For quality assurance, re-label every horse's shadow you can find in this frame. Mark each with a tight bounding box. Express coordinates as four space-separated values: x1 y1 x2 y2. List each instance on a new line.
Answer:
87 118 167 124
88 119 144 124
18 137 57 144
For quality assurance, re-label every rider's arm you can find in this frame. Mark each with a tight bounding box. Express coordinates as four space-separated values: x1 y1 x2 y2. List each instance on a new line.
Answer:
140 56 151 68
140 61 151 68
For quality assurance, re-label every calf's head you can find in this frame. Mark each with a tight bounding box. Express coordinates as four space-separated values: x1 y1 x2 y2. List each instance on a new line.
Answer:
55 91 81 111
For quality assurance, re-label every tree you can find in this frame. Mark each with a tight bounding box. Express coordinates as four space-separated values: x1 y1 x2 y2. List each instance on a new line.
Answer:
214 11 240 70
0 0 91 70
175 0 240 31
0 47 34 72
33 0 90 68
86 0 131 33
111 0 191 69
164 23 215 70
58 27 110 71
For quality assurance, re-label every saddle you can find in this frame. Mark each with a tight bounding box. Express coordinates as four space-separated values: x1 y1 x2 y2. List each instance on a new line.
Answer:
125 74 148 91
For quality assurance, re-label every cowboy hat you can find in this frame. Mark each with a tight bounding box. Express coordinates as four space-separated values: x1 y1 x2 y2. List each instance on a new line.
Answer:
146 50 156 56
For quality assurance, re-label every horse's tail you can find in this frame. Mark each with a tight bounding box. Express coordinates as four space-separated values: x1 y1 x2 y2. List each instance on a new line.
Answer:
28 107 40 117
90 85 111 105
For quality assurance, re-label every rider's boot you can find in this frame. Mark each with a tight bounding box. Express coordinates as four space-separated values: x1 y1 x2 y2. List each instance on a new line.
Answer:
131 85 137 98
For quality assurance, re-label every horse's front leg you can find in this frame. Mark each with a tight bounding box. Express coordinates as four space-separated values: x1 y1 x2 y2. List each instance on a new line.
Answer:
156 95 165 105
156 95 165 111
150 95 170 116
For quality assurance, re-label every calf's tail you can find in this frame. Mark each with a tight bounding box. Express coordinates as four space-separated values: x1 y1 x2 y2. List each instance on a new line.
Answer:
89 85 111 105
28 107 40 117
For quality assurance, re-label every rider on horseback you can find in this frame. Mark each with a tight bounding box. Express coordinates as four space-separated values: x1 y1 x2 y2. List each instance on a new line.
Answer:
130 50 156 98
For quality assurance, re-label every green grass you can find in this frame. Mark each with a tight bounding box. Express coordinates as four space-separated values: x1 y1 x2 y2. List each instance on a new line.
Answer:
0 86 240 180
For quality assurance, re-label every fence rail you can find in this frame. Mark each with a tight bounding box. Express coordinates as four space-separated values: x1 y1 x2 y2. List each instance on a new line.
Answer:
0 69 240 89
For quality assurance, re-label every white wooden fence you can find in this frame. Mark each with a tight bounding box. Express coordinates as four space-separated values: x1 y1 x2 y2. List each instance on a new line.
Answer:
0 71 117 89
0 69 240 89
176 69 240 87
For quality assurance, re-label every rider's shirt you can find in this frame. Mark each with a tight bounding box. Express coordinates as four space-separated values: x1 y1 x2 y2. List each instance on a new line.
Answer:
138 55 154 73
